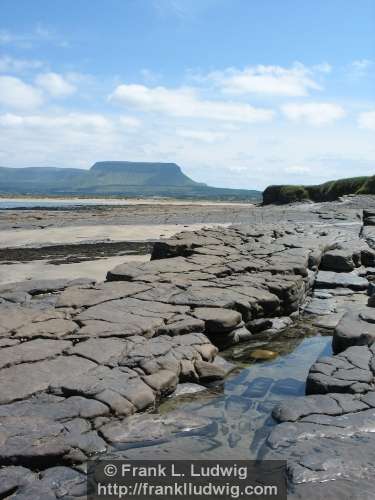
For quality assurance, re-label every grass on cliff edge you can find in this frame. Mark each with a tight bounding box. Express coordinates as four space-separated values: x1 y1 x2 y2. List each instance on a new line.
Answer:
263 175 375 204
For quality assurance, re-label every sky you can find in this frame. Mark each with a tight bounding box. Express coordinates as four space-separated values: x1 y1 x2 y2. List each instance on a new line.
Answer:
0 0 374 190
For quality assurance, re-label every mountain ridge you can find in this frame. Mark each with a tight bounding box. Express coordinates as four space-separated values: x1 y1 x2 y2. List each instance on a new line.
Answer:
0 161 261 201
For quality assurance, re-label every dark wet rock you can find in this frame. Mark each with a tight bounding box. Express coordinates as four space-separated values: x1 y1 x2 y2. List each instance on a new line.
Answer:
312 312 344 330
242 377 273 398
39 466 87 498
195 360 227 382
303 297 336 315
246 317 273 333
360 309 375 323
0 290 31 304
333 308 375 353
100 411 216 448
264 316 293 334
63 418 107 456
272 394 342 422
320 248 357 272
0 416 70 466
263 405 375 498
315 270 369 290
171 383 207 397
142 369 178 395
306 345 374 394
0 466 37 498
217 325 252 347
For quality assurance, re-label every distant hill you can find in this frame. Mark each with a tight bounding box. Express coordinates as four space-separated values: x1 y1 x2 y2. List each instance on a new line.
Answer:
263 175 375 205
0 162 261 201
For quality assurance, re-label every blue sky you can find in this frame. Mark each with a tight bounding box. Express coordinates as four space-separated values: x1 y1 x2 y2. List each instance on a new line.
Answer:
0 0 374 189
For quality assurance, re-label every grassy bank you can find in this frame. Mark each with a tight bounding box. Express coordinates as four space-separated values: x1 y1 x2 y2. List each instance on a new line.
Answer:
263 175 375 204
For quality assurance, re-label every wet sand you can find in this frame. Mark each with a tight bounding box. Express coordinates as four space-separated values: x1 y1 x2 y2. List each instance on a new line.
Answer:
0 218 228 284
0 254 149 284
0 223 225 248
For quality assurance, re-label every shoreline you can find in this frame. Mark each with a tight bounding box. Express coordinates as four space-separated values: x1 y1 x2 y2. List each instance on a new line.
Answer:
0 195 255 207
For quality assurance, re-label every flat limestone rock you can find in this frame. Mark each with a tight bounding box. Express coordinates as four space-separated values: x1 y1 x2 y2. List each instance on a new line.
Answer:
56 281 151 308
0 395 109 420
0 339 71 370
192 307 242 333
0 279 70 296
75 300 165 338
51 365 155 411
0 356 97 404
3 216 374 495
67 338 127 365
107 256 202 281
0 303 77 339
157 317 205 336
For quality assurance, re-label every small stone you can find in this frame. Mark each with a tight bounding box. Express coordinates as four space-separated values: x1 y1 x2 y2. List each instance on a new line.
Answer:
249 349 279 361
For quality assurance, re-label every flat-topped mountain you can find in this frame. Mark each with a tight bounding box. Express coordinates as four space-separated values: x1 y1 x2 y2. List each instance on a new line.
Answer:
0 161 260 201
90 161 203 186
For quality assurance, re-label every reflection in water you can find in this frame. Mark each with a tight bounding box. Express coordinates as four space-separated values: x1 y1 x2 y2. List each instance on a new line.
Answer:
119 326 332 460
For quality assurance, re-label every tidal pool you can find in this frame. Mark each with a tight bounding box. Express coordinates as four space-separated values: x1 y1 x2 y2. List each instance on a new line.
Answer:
119 325 332 460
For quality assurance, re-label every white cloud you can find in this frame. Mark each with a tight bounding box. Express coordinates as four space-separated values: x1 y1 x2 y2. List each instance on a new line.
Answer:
281 102 346 126
0 76 43 110
177 129 225 143
140 68 161 83
205 63 324 97
358 110 375 131
0 30 13 44
119 116 141 129
312 62 332 74
284 165 312 174
0 55 43 73
35 72 76 97
110 84 274 123
0 112 112 130
352 59 373 71
0 25 68 49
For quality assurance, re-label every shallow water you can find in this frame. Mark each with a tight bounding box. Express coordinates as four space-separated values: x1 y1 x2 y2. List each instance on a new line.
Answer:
119 327 332 460
0 200 87 209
